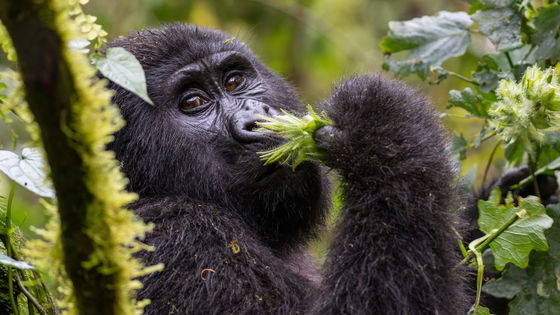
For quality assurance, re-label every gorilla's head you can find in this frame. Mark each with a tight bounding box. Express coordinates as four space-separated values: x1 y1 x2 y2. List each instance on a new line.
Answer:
105 24 327 249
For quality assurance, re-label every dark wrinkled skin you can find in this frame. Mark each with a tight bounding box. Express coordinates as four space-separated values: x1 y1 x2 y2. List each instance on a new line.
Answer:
103 24 468 314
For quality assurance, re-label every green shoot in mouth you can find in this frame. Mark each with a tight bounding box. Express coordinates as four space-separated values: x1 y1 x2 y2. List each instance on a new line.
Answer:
255 105 333 170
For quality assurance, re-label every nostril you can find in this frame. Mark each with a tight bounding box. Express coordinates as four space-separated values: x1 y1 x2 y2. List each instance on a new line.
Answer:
244 121 259 132
263 105 270 114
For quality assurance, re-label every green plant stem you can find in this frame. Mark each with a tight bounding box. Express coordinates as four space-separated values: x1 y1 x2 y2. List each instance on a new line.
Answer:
468 236 486 309
447 70 479 85
15 273 45 315
6 181 20 315
505 52 515 69
481 140 501 187
528 155 542 200
460 209 526 265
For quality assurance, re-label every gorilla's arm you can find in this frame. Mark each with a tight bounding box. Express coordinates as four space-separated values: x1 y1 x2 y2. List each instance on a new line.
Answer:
312 75 467 314
131 197 312 314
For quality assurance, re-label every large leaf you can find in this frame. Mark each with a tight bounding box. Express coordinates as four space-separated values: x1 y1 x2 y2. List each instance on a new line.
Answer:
477 189 553 270
0 253 34 270
92 47 154 106
380 11 473 78
484 204 560 315
472 8 522 51
0 148 55 198
530 4 560 64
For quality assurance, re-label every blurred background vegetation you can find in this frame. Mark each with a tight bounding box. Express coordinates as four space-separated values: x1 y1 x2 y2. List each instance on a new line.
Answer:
0 0 499 255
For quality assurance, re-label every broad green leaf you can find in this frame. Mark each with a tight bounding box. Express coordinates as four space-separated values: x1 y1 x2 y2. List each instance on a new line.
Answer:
483 263 525 299
472 8 522 51
484 204 560 315
0 148 55 198
0 253 34 270
448 88 494 117
92 47 154 106
380 11 473 78
478 190 553 270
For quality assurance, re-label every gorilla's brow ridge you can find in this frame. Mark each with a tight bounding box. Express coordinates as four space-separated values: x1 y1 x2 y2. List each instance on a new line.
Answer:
168 50 254 92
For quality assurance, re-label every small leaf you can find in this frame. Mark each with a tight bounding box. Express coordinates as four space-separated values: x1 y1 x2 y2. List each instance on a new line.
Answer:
478 191 553 270
0 253 34 270
448 88 494 117
380 11 473 79
0 148 55 198
92 47 154 106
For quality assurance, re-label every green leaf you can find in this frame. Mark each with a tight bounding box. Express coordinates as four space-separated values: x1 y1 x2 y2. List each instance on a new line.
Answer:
92 47 154 106
448 88 494 117
478 191 553 270
0 148 55 198
530 4 560 64
451 132 468 160
380 11 473 78
472 8 523 51
469 305 494 315
484 204 560 315
0 253 34 270
504 139 524 163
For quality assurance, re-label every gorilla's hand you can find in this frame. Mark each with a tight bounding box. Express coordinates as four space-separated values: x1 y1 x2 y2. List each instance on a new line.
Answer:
312 75 466 314
315 74 452 191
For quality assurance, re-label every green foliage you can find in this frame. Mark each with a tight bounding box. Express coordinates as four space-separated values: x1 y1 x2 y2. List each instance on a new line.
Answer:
256 105 332 170
478 189 552 270
92 47 154 106
483 204 560 315
490 66 560 160
379 11 473 79
381 1 560 313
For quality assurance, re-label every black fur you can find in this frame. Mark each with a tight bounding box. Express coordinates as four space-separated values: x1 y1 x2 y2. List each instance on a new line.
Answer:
104 23 467 314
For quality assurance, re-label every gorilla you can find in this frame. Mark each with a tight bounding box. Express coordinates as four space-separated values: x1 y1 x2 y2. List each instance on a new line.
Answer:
104 24 467 314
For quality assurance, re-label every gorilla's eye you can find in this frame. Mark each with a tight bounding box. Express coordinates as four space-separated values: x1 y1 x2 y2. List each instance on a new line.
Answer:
180 95 207 112
225 74 245 92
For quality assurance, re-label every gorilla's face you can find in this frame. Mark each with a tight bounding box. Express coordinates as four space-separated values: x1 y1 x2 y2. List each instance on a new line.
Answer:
164 50 291 188
107 24 322 207
106 24 326 249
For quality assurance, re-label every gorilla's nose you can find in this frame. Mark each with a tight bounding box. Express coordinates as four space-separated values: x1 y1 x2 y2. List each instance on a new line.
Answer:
231 100 279 143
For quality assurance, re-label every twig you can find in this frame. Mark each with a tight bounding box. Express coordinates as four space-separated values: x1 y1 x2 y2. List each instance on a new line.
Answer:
447 71 480 85
15 273 46 315
6 181 20 315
